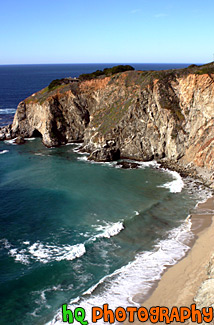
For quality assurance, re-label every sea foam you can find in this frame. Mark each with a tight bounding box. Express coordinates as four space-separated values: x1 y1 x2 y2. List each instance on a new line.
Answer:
4 138 17 145
0 150 9 154
91 221 124 240
7 242 86 265
5 220 125 266
0 108 16 114
48 217 193 325
159 170 184 193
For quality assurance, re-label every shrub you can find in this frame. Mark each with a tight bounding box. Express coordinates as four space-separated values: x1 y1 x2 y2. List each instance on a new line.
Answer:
48 79 64 91
79 65 135 81
195 67 214 75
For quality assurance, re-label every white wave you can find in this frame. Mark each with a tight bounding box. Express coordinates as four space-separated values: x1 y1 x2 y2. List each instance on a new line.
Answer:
8 222 123 266
91 221 124 240
4 138 17 145
72 144 88 155
138 160 160 168
75 150 89 155
112 159 183 193
0 238 11 250
159 170 184 193
72 144 83 152
0 108 16 114
4 137 35 145
182 178 213 207
76 154 160 170
77 155 88 162
9 248 30 265
66 142 83 146
77 155 116 168
195 190 213 206
0 150 9 154
49 218 193 325
29 242 86 263
7 241 86 265
105 159 160 169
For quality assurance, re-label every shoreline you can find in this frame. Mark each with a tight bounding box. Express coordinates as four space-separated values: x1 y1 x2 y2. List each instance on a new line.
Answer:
126 196 214 324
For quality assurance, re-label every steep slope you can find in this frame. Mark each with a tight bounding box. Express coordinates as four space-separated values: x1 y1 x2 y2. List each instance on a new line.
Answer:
1 64 214 186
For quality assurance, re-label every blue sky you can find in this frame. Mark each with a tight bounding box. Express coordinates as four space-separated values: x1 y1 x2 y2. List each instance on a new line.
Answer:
1 0 214 64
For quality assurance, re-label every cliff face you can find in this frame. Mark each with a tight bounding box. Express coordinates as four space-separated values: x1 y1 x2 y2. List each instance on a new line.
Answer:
1 65 214 185
11 82 90 147
82 72 214 173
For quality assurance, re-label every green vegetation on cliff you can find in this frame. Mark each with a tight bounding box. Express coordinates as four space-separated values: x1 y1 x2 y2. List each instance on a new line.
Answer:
195 62 214 75
24 62 214 106
48 79 64 91
92 98 133 136
185 62 214 75
79 65 135 81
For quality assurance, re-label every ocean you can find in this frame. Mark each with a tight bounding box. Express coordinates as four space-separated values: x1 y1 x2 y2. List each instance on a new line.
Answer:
0 63 211 325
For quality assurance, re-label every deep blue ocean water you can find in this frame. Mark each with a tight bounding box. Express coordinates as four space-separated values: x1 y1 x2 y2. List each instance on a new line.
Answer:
0 63 209 325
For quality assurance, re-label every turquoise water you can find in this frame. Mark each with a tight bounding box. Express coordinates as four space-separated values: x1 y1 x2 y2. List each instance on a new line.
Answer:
0 63 206 325
0 138 208 325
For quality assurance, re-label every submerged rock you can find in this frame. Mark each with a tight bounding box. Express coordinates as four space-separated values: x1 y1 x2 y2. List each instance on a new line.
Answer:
116 161 141 169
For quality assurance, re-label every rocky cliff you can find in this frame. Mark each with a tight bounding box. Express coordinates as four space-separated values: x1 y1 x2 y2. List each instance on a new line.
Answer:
1 63 214 187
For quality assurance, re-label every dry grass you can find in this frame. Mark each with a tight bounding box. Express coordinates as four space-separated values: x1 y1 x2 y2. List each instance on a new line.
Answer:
79 77 110 92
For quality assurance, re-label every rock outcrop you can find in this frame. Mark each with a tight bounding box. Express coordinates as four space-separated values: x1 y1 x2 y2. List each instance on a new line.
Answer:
1 63 214 186
11 82 90 147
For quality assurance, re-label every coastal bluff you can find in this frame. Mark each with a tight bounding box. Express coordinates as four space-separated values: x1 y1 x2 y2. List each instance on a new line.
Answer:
1 63 214 187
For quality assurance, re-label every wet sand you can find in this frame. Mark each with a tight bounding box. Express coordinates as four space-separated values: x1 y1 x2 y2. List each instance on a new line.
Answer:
126 196 214 324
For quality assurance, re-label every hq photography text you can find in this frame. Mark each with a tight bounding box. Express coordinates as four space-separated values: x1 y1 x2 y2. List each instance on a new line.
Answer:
62 303 213 324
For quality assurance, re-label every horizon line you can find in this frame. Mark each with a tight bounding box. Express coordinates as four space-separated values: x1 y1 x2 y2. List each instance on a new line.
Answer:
0 62 205 66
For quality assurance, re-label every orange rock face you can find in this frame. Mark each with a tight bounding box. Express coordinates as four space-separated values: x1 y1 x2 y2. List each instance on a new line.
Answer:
1 65 213 185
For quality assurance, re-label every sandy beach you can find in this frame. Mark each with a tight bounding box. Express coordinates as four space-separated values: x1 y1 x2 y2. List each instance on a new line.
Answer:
125 196 214 324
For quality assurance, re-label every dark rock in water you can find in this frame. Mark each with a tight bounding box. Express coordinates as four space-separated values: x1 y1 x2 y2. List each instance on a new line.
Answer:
116 161 141 169
158 159 197 178
0 124 13 140
88 140 120 162
88 147 120 162
15 136 26 145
